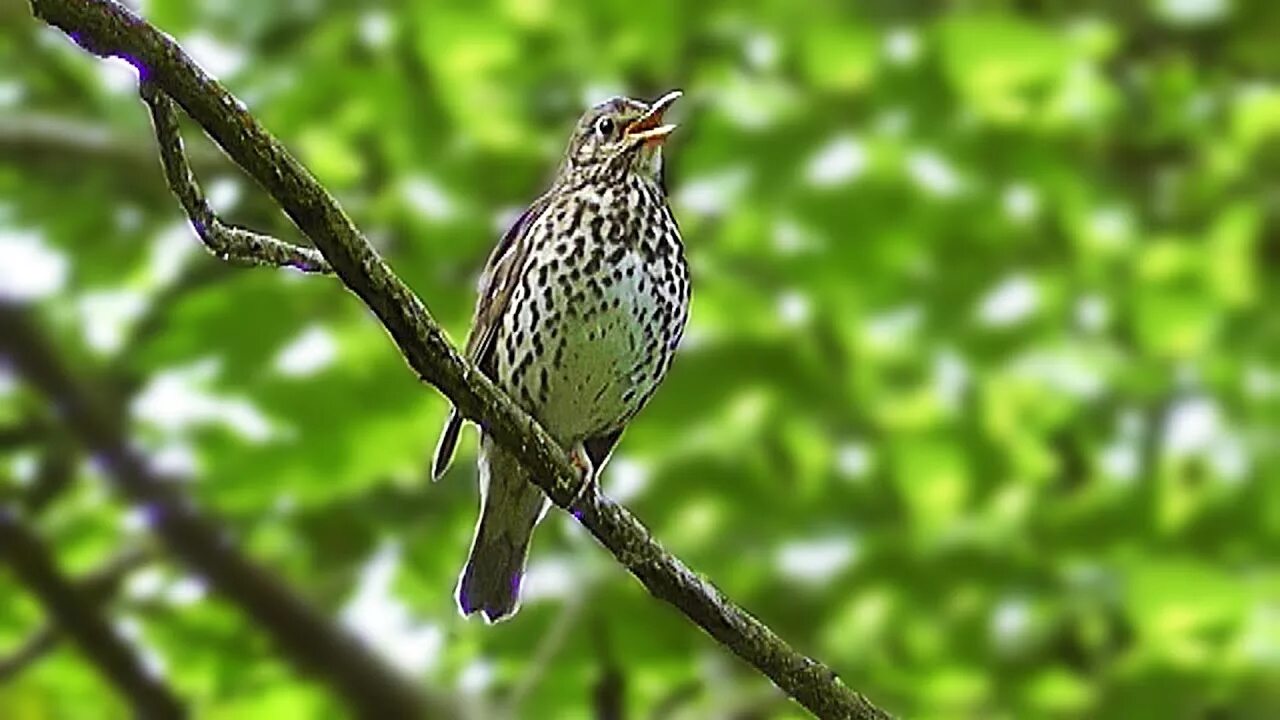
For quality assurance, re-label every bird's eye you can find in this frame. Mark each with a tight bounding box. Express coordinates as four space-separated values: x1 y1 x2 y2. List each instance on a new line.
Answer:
594 116 615 139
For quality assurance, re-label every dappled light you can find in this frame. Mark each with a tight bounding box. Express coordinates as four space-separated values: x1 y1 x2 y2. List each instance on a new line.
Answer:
3 0 1280 718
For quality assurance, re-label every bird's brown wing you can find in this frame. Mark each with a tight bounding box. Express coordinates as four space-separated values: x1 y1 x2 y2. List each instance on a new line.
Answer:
465 194 552 370
432 194 553 480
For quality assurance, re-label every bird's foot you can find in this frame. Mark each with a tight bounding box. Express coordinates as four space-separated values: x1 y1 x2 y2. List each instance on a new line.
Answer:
567 443 597 508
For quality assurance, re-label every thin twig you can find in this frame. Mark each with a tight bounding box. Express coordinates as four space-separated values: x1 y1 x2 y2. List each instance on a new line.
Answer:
648 679 704 720
26 1 893 717
0 511 185 717
0 549 150 683
501 581 597 717
0 627 59 683
139 81 331 275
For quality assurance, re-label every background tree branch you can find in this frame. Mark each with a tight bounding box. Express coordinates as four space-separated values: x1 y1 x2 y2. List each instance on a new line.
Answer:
0 548 148 683
0 111 226 176
0 511 185 717
26 0 892 717
0 303 465 719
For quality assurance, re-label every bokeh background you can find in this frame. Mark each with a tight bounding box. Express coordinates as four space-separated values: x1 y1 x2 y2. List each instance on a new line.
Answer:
3 0 1280 718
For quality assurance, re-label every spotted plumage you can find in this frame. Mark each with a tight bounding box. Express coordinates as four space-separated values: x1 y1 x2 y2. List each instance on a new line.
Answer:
433 91 690 622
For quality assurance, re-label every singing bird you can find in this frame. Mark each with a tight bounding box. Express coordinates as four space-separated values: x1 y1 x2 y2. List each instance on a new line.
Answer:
433 91 690 622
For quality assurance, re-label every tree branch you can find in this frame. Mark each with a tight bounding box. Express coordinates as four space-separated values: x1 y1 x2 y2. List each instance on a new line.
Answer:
592 618 626 720
0 549 148 683
0 304 463 719
0 511 185 717
26 1 892 717
0 112 226 176
0 419 46 449
0 623 59 683
22 436 77 514
139 81 331 274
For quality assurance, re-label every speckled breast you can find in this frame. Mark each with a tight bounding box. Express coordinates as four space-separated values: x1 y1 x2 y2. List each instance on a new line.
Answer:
495 175 689 445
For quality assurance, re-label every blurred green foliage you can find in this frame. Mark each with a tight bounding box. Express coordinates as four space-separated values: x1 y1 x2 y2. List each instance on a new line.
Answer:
2 0 1280 718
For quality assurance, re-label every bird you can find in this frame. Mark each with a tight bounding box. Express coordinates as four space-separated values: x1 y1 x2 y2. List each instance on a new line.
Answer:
432 90 690 623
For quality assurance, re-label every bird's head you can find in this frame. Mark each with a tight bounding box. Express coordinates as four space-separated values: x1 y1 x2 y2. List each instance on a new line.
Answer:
560 90 681 184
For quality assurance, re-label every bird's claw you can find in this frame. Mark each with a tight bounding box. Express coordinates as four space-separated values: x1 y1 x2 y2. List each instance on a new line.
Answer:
568 444 596 508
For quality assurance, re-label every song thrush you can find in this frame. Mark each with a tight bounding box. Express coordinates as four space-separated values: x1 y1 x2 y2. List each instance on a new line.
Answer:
432 91 690 622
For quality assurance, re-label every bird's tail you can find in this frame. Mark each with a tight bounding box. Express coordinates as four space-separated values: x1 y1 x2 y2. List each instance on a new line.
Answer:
457 435 548 623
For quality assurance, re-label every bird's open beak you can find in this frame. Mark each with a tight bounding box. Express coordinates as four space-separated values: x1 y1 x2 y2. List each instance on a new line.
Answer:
625 90 681 146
